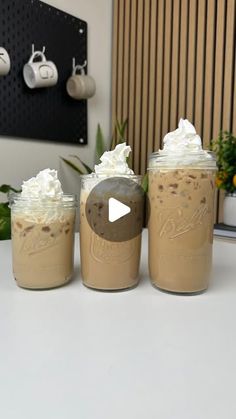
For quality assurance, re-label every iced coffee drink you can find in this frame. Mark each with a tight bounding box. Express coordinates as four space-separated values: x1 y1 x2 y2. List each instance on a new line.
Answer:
148 119 217 293
79 143 143 291
9 169 76 289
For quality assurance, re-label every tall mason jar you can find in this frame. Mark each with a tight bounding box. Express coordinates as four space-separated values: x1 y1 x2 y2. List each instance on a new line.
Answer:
9 194 76 289
80 174 143 291
148 151 217 294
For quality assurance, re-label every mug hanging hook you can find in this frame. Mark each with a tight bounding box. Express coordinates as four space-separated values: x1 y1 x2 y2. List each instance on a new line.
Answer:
31 44 46 58
72 58 87 75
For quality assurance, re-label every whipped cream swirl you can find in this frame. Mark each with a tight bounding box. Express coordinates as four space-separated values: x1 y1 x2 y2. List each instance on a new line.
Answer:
148 118 216 168
162 118 202 153
21 169 63 200
94 143 134 175
12 169 68 223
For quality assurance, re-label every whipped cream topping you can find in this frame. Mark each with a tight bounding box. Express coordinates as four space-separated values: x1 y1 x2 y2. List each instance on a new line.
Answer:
94 143 134 175
162 118 202 153
21 169 63 200
11 169 72 223
148 119 216 168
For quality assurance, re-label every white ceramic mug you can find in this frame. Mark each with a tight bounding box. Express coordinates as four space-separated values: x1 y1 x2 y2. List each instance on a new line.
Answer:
66 66 96 100
23 51 58 89
0 47 11 76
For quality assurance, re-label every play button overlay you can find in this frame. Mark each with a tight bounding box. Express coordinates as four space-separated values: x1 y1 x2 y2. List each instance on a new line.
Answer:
85 177 145 242
108 198 131 222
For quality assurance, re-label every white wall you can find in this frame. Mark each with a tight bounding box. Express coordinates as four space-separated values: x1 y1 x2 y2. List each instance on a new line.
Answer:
0 0 113 195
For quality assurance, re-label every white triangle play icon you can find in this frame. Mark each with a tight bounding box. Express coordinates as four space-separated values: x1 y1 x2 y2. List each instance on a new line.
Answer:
108 197 131 223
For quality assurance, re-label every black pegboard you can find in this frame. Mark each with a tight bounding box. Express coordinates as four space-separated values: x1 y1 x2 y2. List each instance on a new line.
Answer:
0 0 87 144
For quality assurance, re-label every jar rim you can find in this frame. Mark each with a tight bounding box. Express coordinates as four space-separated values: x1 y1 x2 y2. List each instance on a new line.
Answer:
8 192 77 207
148 150 217 169
80 173 142 179
149 150 215 157
225 192 236 197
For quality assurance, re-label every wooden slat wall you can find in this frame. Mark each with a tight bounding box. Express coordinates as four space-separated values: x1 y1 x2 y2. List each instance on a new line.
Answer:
112 0 236 222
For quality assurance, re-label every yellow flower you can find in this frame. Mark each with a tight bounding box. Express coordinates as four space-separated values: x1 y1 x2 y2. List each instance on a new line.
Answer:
215 177 223 188
233 174 236 188
215 172 227 188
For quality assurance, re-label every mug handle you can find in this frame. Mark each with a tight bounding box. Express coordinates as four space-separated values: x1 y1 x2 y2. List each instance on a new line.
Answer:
28 51 46 64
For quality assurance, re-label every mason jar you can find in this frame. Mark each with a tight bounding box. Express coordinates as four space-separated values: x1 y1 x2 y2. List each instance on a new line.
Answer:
148 151 217 294
9 194 76 289
79 174 144 291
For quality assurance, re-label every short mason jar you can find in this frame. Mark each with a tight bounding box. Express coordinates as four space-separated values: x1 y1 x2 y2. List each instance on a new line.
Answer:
80 174 143 291
223 192 236 227
9 193 76 289
148 151 217 294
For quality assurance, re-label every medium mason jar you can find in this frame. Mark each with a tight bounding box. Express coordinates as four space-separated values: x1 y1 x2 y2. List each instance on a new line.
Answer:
9 194 76 289
148 151 217 294
80 174 143 291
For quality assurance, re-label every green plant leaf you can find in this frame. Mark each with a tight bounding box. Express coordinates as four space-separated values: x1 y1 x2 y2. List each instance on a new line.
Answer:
96 123 106 160
69 155 92 174
141 173 149 193
60 157 86 175
211 131 236 193
110 130 116 151
116 118 128 142
110 119 128 150
0 202 10 216
0 184 19 194
0 203 11 240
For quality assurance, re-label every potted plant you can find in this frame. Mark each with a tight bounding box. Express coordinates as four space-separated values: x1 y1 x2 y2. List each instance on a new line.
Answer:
0 184 20 240
211 131 236 226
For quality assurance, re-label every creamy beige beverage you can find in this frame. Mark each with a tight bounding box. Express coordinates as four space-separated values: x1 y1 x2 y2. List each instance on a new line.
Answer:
148 119 217 293
80 189 141 290
79 143 143 291
10 169 76 289
148 168 215 293
11 212 75 289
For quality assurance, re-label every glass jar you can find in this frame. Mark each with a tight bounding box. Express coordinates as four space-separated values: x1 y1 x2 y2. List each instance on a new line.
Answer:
80 174 143 291
9 194 76 289
223 192 236 227
148 151 217 294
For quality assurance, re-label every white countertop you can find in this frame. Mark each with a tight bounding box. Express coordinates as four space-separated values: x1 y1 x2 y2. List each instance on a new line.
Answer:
0 230 236 419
